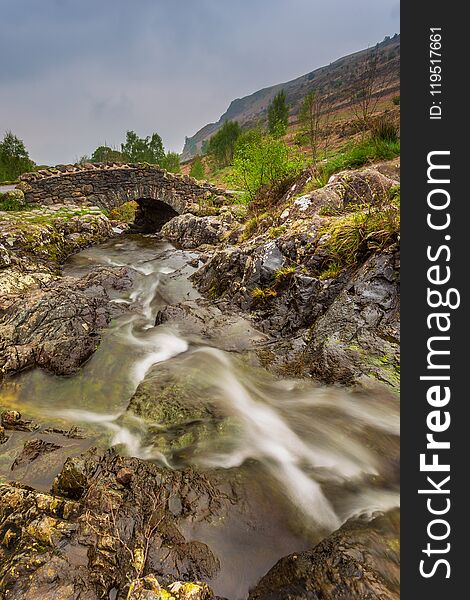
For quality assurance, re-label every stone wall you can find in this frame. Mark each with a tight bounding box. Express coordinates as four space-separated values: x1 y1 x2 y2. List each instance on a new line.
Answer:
18 163 228 214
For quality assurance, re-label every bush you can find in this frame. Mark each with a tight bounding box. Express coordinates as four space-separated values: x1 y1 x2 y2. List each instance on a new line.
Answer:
392 95 400 105
232 129 303 202
108 201 138 223
189 156 205 180
206 121 241 168
162 151 181 173
0 189 26 211
319 203 400 275
371 117 399 143
320 136 400 181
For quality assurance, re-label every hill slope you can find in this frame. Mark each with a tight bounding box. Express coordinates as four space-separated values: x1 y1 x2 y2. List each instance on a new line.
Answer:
181 34 400 161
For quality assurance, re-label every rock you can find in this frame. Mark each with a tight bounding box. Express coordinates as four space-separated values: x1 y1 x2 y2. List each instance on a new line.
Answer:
155 298 268 351
0 206 114 297
127 575 162 599
1 410 39 432
116 467 133 486
1 450 230 598
51 453 90 500
0 188 25 206
162 214 235 249
303 250 400 387
0 426 9 444
248 510 400 600
11 439 62 471
0 266 131 377
329 168 398 207
168 581 215 599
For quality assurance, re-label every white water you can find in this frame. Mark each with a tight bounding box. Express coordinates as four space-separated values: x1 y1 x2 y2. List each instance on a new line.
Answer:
7 235 399 533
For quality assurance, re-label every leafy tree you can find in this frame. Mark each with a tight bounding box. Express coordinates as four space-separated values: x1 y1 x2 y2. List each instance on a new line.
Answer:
162 151 181 173
189 155 205 180
0 131 35 182
268 90 289 136
121 130 165 164
90 146 125 163
206 121 241 168
232 129 302 201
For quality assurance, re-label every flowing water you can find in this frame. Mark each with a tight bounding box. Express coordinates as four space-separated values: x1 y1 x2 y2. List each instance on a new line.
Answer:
0 234 400 599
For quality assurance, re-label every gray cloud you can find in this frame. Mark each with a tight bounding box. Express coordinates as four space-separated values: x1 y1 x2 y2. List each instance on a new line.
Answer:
0 0 399 164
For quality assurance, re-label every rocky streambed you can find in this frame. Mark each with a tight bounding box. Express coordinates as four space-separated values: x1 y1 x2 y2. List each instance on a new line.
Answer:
0 163 400 599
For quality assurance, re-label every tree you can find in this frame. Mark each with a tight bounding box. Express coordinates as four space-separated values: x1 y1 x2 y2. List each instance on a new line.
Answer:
189 156 205 180
161 151 181 173
232 129 301 201
268 90 289 137
90 145 125 163
349 48 392 132
121 130 165 164
206 121 241 168
0 131 35 182
298 92 323 168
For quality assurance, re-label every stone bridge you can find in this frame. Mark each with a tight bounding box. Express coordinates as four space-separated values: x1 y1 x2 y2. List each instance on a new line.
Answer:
18 163 229 231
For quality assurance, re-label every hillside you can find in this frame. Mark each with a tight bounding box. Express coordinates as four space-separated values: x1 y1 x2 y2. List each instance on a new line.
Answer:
181 34 400 161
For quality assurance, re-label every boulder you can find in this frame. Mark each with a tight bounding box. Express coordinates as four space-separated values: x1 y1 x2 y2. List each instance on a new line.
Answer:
162 214 235 249
0 266 131 377
248 510 400 600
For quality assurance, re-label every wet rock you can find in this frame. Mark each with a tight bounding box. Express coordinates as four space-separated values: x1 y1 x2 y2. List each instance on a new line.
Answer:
127 576 216 600
168 580 215 599
11 439 62 471
127 575 162 599
116 467 134 486
162 214 235 249
329 168 398 207
248 510 400 600
43 425 86 439
155 298 268 351
0 266 131 377
0 426 9 444
51 453 91 500
1 450 231 598
1 409 39 432
302 250 400 387
126 360 222 455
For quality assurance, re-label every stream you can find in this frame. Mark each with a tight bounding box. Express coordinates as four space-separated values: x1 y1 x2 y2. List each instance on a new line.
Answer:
0 233 400 599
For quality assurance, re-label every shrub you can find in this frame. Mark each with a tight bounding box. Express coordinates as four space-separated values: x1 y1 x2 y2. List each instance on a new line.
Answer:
392 95 400 105
371 117 399 143
232 129 303 202
189 156 205 180
162 151 181 173
206 121 241 168
320 203 399 275
268 90 289 137
108 201 138 223
0 189 26 211
320 136 400 181
252 287 277 302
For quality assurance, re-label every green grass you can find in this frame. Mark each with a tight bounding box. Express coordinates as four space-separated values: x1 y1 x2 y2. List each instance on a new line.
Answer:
319 202 400 276
319 137 400 182
0 198 27 211
252 286 277 301
274 265 296 283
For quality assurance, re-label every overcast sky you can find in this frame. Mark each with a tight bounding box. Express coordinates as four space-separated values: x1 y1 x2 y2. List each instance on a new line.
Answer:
0 0 399 165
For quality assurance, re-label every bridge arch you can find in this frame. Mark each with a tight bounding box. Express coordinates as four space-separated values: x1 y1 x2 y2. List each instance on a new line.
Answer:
18 162 227 231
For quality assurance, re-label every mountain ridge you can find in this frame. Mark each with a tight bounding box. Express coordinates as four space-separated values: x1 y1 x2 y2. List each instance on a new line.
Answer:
181 34 400 161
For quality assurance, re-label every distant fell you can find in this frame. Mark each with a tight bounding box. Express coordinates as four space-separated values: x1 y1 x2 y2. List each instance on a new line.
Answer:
181 34 400 161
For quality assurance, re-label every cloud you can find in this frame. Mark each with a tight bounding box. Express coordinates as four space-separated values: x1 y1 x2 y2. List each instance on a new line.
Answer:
0 0 399 164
